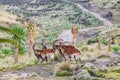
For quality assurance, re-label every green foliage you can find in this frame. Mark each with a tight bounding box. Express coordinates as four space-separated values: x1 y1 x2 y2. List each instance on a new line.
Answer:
54 52 61 61
111 69 120 73
56 70 71 77
0 25 27 45
1 47 12 57
101 38 109 45
111 46 120 52
0 47 13 58
0 45 27 58
10 46 27 55
51 2 57 8
12 64 23 70
11 25 27 45
67 3 103 27
87 37 98 45
18 0 103 42
86 67 105 78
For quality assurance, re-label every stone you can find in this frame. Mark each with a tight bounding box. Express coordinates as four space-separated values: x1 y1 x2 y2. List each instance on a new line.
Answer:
83 62 96 70
75 69 92 80
117 63 120 66
70 64 80 75
70 64 79 71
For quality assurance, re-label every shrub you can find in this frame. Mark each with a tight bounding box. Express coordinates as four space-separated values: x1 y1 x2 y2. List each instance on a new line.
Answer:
86 67 105 78
54 52 61 61
10 46 27 55
59 62 71 71
87 37 98 45
56 70 71 77
111 69 120 73
111 46 120 52
101 38 109 45
1 47 12 57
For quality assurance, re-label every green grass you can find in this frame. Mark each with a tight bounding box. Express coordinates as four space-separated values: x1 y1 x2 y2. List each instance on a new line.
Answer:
56 70 71 77
86 67 105 78
104 66 120 80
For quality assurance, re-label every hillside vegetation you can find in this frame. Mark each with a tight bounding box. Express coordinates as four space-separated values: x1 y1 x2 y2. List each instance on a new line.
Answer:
89 0 120 25
0 0 103 42
0 10 21 37
0 10 20 26
0 0 120 80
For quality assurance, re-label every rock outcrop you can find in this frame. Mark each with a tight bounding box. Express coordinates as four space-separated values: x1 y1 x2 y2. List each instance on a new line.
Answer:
58 26 106 43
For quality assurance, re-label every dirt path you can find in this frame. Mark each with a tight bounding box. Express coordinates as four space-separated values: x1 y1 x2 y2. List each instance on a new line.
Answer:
0 64 54 80
75 3 114 26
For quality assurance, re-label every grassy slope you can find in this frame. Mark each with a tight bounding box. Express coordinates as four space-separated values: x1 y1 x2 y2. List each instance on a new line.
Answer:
0 10 21 37
0 1 104 43
0 10 20 25
28 1 103 42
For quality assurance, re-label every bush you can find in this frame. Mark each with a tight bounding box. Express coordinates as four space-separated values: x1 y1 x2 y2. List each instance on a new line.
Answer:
101 38 109 45
111 69 120 73
54 52 61 61
111 46 120 52
86 67 105 78
1 47 12 57
10 46 27 55
87 37 98 45
56 70 71 76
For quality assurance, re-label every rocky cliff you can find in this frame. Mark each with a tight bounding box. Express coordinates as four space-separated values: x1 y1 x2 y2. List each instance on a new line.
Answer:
58 26 106 43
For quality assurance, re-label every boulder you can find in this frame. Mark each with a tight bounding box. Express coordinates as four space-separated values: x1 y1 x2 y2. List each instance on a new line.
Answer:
75 69 92 80
58 26 106 43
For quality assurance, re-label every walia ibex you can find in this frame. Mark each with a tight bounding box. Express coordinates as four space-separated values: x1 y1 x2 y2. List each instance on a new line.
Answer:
53 39 81 62
32 39 62 63
33 39 81 62
58 42 81 62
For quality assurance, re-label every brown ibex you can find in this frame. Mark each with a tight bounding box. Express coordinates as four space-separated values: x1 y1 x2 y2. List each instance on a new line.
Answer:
58 42 81 62
32 39 60 63
53 39 81 62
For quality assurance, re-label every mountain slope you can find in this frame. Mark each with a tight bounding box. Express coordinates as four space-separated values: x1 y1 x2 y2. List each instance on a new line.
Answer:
0 0 104 42
0 10 20 26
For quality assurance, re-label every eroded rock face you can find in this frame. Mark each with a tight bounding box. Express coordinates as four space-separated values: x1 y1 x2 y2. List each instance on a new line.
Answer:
58 26 106 43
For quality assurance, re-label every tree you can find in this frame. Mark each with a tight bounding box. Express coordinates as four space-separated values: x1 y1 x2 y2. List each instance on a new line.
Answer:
71 25 78 46
25 20 36 57
0 25 26 63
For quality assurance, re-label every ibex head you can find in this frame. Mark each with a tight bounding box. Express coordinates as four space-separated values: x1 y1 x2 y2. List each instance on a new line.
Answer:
53 39 63 49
